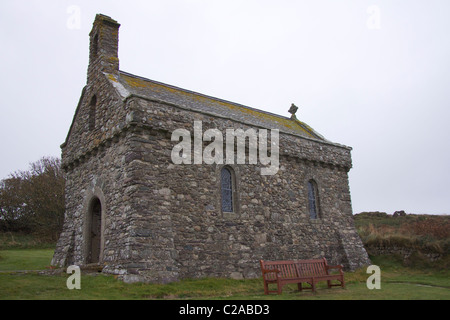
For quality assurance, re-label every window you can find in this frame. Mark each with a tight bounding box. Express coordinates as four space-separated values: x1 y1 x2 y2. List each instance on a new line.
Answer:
307 180 320 219
221 167 234 213
88 197 102 264
89 95 97 131
92 34 99 58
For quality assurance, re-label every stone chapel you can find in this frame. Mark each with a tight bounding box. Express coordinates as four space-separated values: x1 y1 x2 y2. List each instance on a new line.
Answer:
52 14 370 283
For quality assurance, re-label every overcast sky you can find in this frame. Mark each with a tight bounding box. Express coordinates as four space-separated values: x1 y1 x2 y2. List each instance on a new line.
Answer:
0 0 449 214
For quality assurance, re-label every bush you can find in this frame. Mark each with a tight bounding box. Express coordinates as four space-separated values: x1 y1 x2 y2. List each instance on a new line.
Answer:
0 156 64 242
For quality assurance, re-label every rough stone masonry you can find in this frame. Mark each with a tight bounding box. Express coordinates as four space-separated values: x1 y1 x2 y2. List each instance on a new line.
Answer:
52 14 370 283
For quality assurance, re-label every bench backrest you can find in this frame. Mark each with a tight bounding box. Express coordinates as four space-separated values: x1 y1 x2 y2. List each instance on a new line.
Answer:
260 258 328 280
295 259 328 277
260 260 299 281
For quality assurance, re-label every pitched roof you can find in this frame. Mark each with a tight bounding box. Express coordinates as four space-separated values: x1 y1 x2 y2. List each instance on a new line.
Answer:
106 71 326 141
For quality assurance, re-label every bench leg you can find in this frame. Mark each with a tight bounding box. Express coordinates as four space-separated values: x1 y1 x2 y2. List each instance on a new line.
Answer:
263 281 269 295
277 278 282 295
297 283 303 292
311 279 317 293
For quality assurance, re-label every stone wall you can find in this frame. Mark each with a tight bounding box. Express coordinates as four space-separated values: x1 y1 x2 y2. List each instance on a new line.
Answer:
53 94 371 282
98 96 369 282
52 130 134 268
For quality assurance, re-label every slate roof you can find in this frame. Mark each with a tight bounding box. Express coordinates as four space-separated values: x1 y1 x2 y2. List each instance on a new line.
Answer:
106 70 326 141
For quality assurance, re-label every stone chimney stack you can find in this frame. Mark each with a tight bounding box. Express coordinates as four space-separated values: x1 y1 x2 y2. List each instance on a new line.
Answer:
88 14 120 80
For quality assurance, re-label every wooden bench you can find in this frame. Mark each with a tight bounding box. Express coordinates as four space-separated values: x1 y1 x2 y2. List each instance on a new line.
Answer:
260 258 345 294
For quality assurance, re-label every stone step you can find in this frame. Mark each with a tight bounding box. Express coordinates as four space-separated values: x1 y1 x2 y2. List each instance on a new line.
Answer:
79 264 104 273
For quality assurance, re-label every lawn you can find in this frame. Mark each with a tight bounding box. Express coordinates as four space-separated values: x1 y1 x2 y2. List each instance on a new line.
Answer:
0 248 448 300
0 249 54 271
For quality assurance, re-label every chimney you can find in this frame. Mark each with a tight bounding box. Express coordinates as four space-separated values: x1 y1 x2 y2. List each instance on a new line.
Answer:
88 14 120 79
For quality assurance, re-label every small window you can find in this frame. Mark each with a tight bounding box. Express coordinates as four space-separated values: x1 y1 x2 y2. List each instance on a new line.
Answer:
308 180 320 219
89 95 97 131
93 34 99 58
221 167 234 213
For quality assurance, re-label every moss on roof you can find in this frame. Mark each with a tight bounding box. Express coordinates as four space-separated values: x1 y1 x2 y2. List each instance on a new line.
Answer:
111 71 325 141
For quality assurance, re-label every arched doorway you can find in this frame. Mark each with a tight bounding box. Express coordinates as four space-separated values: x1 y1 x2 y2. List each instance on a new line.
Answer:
87 197 102 264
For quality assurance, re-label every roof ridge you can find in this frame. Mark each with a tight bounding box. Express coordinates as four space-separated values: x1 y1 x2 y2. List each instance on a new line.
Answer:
118 70 293 121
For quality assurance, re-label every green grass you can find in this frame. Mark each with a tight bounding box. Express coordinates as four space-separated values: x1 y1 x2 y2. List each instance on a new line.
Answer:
0 249 54 271
0 268 448 300
0 248 449 300
0 228 448 300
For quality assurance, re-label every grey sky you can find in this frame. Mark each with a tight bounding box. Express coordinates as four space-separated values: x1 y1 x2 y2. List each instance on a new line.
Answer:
0 0 449 214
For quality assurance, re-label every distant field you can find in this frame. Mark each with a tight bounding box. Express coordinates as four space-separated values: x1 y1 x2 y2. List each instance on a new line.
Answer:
354 212 450 270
